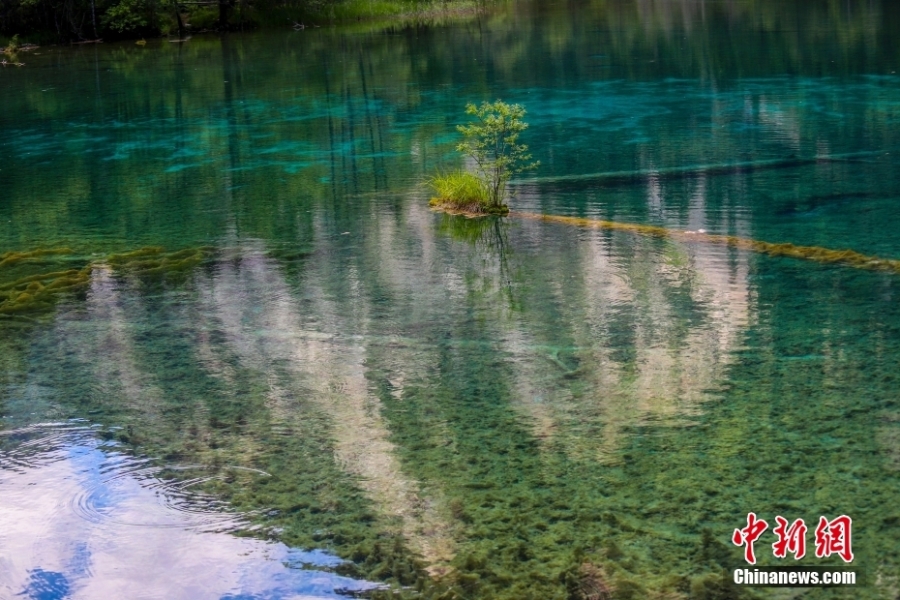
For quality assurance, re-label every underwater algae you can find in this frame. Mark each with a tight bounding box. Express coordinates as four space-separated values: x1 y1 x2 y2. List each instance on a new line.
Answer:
0 245 214 316
106 246 214 280
0 247 74 268
359 339 757 600
0 264 91 314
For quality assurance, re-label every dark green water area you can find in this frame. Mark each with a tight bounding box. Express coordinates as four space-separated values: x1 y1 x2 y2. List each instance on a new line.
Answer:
3 1 900 598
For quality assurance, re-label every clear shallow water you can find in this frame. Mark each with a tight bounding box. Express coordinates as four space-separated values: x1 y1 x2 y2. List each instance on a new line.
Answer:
2 1 900 598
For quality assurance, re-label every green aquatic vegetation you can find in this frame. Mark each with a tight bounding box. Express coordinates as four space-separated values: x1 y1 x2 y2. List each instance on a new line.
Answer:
106 246 166 263
6 234 898 599
0 269 78 291
0 245 216 316
0 247 75 268
106 246 214 281
42 271 91 290
356 343 753 600
0 269 84 290
0 267 91 314
64 225 887 599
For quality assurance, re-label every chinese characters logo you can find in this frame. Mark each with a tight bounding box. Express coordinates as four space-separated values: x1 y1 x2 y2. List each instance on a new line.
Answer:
732 513 853 564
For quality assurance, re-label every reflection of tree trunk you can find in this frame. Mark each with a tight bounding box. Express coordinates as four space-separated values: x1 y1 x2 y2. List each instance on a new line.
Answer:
172 0 185 38
491 218 514 302
90 0 98 38
88 46 105 227
219 0 229 29
66 0 83 39
175 44 186 151
358 52 383 190
93 45 102 113
344 84 360 196
221 35 241 213
322 57 338 203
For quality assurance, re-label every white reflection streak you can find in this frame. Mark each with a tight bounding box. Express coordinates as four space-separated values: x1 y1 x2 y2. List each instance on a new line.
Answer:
502 191 751 461
69 266 164 420
194 239 456 573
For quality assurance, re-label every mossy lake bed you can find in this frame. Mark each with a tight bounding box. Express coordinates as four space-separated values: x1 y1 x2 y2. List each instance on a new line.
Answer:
4 1 900 598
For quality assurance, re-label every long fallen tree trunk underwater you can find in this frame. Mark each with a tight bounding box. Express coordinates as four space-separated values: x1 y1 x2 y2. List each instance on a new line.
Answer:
513 211 900 275
512 150 884 187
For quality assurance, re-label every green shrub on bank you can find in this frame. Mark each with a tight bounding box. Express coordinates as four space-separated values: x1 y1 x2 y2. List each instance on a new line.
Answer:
187 7 222 30
257 0 485 28
3 34 20 53
0 0 486 42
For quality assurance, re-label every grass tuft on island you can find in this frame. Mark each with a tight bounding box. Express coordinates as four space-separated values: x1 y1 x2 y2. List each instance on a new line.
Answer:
428 171 509 216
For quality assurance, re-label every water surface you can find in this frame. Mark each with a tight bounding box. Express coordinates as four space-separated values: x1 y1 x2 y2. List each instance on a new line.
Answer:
2 1 900 598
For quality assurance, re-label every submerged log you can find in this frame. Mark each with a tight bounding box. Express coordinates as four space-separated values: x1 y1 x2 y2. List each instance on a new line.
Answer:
513 150 885 187
514 211 900 275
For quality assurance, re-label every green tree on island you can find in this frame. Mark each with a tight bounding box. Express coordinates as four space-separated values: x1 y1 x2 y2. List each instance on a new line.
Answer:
430 100 538 215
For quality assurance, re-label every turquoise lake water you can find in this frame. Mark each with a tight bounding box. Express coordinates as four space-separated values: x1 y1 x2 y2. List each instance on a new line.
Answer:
2 1 900 598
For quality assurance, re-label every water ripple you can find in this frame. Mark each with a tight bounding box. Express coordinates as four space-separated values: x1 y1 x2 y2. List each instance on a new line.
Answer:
0 421 95 473
67 460 253 533
0 422 253 532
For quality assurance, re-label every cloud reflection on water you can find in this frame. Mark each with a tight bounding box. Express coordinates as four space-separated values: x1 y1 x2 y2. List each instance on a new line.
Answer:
0 423 374 600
